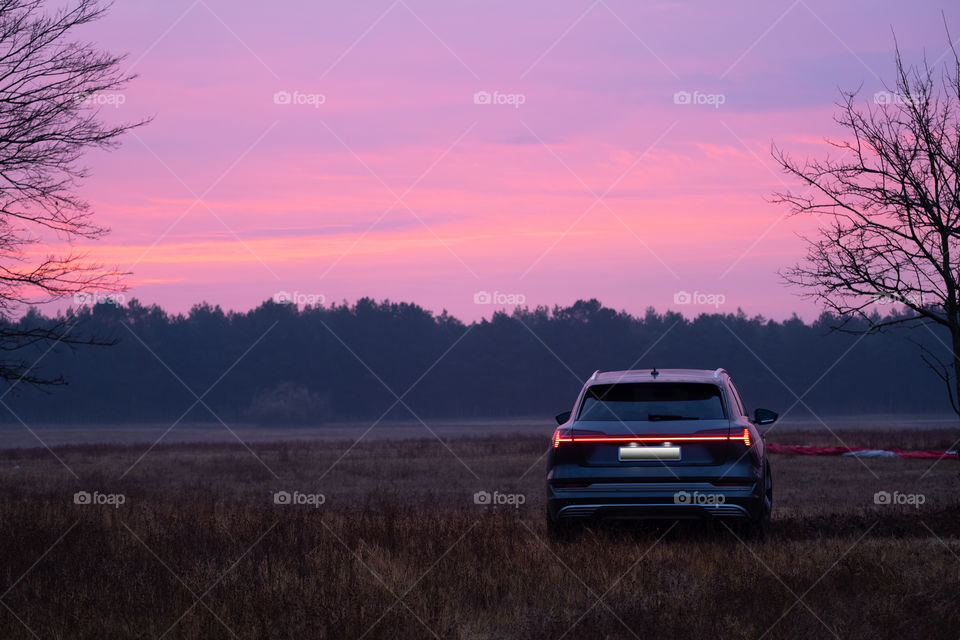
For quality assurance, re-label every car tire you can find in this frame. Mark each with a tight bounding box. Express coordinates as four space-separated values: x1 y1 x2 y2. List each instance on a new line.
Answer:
744 460 773 540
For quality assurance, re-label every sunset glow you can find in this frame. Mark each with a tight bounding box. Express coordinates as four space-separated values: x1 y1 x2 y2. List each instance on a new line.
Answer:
62 0 960 320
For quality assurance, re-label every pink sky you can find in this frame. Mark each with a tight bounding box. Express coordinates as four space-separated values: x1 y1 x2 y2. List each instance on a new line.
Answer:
47 0 960 321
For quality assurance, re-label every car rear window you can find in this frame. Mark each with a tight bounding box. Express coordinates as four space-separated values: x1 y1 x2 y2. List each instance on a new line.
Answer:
577 382 726 421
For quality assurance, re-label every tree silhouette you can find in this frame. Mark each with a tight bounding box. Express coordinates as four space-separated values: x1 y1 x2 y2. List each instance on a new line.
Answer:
773 28 960 416
0 0 146 386
3 298 951 424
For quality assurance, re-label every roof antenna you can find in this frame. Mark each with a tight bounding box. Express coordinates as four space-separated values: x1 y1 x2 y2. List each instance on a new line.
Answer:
651 367 659 379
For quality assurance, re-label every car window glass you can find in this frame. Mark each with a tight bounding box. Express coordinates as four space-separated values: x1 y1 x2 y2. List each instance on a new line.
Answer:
578 383 726 421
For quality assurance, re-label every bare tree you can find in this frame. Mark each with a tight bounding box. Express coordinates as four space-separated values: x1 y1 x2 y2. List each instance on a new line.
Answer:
772 27 960 416
0 0 145 387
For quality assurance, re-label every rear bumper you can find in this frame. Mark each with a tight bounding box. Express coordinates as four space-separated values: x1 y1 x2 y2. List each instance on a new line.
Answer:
556 502 751 520
547 481 761 521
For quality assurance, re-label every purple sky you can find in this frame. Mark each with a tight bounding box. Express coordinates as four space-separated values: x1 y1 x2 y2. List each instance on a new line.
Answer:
51 0 960 321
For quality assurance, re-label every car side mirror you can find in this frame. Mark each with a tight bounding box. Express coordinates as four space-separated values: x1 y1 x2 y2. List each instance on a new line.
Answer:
753 408 778 425
555 410 571 425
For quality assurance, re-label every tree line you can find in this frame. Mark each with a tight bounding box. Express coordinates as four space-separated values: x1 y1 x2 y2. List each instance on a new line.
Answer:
1 298 951 425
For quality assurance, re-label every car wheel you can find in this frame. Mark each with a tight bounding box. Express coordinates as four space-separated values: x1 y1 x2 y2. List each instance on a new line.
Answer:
745 460 773 540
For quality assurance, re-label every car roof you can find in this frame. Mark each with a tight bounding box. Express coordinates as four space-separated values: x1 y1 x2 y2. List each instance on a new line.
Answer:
589 368 726 384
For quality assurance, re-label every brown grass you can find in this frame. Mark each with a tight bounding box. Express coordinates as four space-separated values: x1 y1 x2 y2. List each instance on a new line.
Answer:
1 430 959 639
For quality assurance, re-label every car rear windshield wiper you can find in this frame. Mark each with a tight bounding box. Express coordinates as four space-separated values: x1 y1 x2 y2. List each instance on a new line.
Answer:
647 414 700 421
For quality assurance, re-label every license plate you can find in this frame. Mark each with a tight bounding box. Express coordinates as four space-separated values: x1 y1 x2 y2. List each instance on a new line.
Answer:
619 445 681 461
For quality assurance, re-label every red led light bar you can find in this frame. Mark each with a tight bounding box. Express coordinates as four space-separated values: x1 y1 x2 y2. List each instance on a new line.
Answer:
553 427 752 448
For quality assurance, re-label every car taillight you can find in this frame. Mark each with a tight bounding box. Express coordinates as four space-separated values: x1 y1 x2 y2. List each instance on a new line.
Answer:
552 427 753 447
552 427 591 448
731 427 751 447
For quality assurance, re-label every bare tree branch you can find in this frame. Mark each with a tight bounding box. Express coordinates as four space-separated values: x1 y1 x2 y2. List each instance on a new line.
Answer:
773 24 960 418
0 0 147 387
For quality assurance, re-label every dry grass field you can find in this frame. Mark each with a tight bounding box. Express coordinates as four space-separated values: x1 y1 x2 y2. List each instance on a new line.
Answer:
1 426 958 639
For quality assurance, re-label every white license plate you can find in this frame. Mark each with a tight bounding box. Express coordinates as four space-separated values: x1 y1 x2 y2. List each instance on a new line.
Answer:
619 446 681 461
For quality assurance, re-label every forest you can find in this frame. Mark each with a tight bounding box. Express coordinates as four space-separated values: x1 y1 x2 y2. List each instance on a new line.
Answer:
3 298 951 424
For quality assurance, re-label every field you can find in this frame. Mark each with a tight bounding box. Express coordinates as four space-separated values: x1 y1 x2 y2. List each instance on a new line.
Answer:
1 425 959 639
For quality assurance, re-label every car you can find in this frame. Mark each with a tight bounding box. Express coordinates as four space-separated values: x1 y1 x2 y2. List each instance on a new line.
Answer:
546 368 777 539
